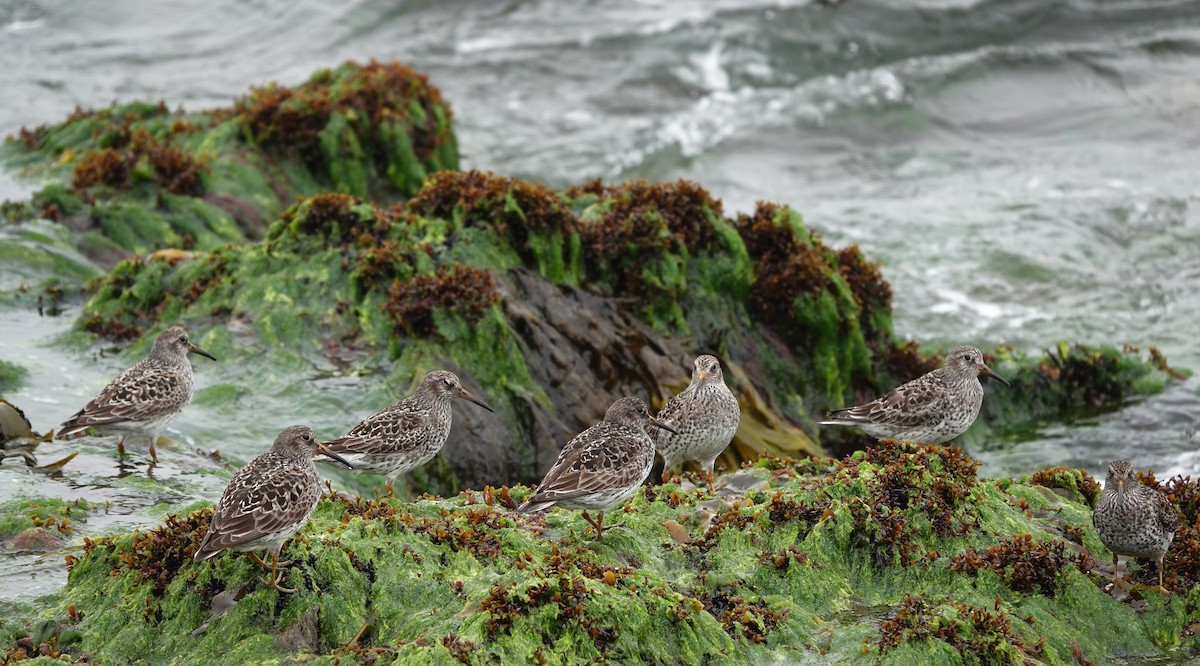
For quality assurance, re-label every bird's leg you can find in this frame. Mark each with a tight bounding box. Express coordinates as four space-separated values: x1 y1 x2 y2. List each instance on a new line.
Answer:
1158 559 1170 593
247 551 272 571
706 467 715 493
582 510 606 540
661 469 672 484
117 436 127 457
149 437 159 465
261 551 296 593
386 479 395 498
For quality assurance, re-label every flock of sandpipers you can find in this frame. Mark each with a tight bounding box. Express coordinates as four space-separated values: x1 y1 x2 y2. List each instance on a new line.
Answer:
54 326 1177 594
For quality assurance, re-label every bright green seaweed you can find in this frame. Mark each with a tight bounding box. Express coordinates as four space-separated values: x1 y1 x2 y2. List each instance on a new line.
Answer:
5 443 1198 664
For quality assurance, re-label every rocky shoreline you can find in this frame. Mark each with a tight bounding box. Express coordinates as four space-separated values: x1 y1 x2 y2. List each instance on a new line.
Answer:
0 60 1194 664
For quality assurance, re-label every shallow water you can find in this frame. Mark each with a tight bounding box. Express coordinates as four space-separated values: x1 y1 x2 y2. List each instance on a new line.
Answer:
2 0 1199 599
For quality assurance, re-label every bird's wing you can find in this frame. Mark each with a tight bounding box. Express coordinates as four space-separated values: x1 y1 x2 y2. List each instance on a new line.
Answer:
1154 489 1180 532
322 405 430 455
58 364 185 434
195 457 318 556
525 422 650 505
823 374 947 428
651 390 690 444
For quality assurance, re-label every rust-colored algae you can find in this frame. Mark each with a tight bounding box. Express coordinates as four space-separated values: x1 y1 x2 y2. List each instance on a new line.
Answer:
950 534 1095 596
385 265 501 337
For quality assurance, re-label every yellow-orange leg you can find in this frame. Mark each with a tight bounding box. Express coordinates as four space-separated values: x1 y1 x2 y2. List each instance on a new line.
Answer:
149 438 159 465
706 469 715 493
386 479 395 498
247 550 292 570
117 436 127 457
261 551 296 593
581 510 607 540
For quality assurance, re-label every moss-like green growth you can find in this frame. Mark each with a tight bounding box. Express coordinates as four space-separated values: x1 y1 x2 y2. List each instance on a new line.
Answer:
0 359 29 392
5 442 1196 664
228 59 457 198
1 61 458 268
0 498 92 541
1026 466 1103 507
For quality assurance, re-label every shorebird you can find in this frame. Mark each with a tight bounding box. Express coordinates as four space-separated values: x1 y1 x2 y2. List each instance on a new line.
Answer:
653 354 740 490
322 370 494 497
519 396 678 539
193 425 353 593
1093 459 1178 590
819 345 1009 444
57 325 216 463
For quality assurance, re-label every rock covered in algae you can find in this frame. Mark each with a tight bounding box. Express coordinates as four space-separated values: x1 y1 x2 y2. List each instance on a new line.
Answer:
4 442 1199 664
68 171 1184 493
1 60 458 268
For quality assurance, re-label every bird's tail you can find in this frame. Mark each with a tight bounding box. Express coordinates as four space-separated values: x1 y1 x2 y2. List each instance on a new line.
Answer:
819 408 871 425
517 497 556 514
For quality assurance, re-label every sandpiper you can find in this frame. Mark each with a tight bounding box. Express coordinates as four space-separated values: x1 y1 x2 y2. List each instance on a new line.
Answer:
322 370 494 496
653 354 740 490
56 325 216 463
819 345 1009 444
519 396 678 539
193 425 353 593
1093 459 1178 590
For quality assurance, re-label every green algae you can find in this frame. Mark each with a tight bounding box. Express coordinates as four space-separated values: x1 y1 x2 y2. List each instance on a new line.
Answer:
1 60 458 273
0 359 29 392
5 442 1197 664
0 498 93 541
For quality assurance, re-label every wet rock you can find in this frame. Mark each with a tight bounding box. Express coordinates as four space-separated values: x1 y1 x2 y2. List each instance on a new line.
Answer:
5 526 66 553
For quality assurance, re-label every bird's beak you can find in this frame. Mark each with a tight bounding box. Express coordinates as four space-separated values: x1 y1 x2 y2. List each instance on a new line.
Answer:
979 362 1009 387
648 416 679 435
317 443 354 470
697 369 708 382
188 342 217 361
1117 479 1125 493
457 387 495 413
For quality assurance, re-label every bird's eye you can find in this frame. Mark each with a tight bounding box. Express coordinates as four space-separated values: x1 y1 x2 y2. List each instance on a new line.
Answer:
179 336 188 344
301 433 311 441
442 378 453 387
962 354 971 362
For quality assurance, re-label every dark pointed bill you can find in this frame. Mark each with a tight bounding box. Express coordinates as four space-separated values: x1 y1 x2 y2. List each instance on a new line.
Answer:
317 444 354 469
648 416 679 435
457 387 495 413
188 342 218 361
979 363 1010 387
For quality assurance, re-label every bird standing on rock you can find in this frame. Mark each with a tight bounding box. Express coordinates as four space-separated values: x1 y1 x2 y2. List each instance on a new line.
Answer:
519 396 678 539
1093 459 1178 590
819 345 1009 444
56 325 216 464
193 425 354 593
322 370 494 497
653 354 740 490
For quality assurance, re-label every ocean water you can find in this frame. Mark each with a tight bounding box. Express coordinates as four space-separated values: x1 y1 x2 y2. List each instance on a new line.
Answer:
2 0 1199 482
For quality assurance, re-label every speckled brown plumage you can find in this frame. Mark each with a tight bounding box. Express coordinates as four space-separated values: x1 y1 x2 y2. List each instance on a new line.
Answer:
653 354 740 489
194 425 352 593
1093 459 1178 589
819 345 1009 444
322 370 494 496
519 396 678 538
56 325 216 463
